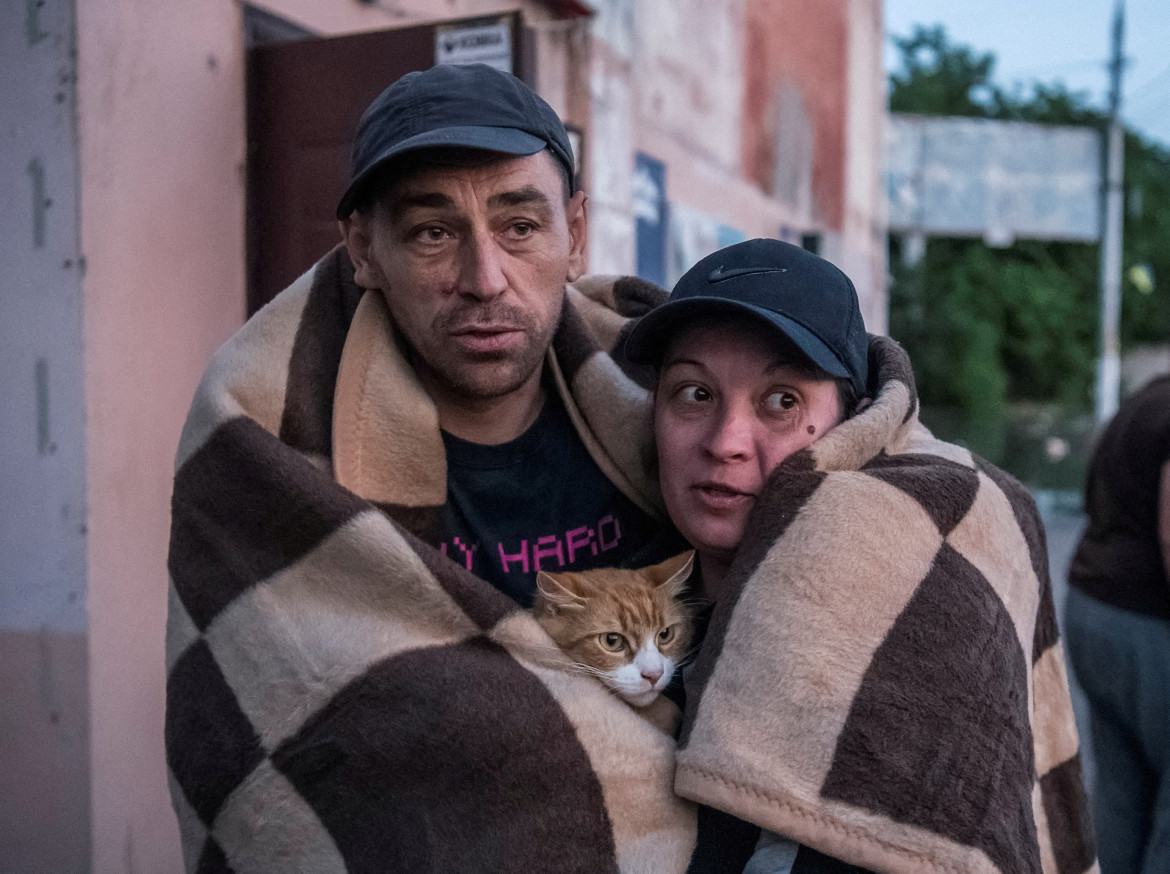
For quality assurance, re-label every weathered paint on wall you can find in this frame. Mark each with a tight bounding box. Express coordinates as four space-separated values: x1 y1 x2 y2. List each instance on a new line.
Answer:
1 0 90 868
587 0 885 319
742 0 848 230
842 0 887 333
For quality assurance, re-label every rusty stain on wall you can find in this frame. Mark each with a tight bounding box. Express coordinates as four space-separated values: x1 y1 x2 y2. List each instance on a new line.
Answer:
741 0 850 231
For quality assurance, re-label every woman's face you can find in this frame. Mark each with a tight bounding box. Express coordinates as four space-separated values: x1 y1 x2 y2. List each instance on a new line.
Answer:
654 320 843 569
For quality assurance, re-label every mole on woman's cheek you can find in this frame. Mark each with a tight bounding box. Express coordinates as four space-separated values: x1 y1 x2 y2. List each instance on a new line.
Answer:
807 425 816 435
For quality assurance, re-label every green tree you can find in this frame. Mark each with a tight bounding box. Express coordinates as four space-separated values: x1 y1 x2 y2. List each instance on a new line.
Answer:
889 25 998 116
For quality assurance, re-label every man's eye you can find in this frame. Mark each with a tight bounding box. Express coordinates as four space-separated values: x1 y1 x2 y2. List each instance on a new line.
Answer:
510 222 535 237
414 226 447 242
679 385 711 403
764 391 798 411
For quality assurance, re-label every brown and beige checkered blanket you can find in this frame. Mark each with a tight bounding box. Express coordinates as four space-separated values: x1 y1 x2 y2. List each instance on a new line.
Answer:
165 247 696 873
675 337 1097 874
166 246 1095 873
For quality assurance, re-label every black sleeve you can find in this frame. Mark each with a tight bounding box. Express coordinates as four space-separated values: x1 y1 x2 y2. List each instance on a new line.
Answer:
792 843 877 874
684 805 761 874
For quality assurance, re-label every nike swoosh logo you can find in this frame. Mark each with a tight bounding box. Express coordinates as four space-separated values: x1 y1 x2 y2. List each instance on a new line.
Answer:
707 265 788 283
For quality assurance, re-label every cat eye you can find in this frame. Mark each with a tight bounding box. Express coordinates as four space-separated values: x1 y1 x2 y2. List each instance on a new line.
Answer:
599 632 626 651
658 627 675 643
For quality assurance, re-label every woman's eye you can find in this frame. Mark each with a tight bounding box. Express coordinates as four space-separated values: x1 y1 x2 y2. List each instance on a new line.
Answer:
600 632 626 651
764 391 798 412
679 385 711 403
658 626 674 643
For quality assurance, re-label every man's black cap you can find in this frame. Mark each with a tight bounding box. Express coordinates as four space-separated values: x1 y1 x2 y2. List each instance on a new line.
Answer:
625 238 869 396
336 63 575 219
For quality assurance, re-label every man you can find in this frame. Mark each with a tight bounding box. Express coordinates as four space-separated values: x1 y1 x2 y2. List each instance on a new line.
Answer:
165 64 693 872
333 63 683 604
1065 374 1170 874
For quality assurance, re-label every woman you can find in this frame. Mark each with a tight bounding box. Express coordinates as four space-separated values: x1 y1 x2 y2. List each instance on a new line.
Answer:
625 239 1096 874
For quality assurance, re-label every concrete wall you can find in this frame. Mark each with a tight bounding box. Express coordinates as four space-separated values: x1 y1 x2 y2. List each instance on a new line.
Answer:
1 0 90 870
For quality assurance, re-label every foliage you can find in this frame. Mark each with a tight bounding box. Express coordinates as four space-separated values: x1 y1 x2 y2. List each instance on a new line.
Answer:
887 25 1170 422
889 25 998 116
889 239 1098 415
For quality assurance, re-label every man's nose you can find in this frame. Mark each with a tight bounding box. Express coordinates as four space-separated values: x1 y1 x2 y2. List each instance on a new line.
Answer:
457 231 508 300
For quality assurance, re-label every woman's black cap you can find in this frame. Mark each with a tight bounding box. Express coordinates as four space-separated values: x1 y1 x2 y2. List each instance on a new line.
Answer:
625 238 869 396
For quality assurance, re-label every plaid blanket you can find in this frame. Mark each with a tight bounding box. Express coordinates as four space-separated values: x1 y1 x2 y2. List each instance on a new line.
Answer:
675 337 1098 874
165 248 697 873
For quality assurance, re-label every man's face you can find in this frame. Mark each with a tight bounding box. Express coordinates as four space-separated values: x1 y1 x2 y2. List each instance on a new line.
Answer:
343 150 588 406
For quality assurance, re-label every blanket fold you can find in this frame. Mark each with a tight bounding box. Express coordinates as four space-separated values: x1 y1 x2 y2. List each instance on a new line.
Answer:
165 248 696 873
674 336 1097 874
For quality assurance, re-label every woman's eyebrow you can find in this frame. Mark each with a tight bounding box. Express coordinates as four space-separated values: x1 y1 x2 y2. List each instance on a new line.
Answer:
660 356 708 373
766 357 818 377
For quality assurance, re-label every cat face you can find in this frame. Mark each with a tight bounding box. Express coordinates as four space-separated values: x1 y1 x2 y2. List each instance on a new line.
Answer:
532 552 694 708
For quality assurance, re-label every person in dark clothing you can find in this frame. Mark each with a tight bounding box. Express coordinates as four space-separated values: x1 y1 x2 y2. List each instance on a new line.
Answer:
1066 374 1170 874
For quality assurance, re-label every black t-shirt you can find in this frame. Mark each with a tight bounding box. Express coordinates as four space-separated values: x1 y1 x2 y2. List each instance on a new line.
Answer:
1069 374 1170 619
436 390 688 606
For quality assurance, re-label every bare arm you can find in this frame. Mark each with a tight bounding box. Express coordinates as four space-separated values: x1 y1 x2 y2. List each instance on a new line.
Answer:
1160 459 1170 584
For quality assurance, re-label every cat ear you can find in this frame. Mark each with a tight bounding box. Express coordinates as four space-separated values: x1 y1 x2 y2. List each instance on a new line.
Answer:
651 550 695 596
535 571 587 613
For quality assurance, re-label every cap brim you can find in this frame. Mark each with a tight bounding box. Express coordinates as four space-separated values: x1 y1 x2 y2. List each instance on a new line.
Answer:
624 297 851 380
337 126 548 219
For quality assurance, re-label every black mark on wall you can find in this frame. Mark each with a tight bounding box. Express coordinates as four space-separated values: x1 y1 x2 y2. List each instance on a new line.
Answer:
36 357 55 455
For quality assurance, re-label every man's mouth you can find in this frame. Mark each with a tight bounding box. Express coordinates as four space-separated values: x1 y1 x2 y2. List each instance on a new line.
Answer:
449 324 524 353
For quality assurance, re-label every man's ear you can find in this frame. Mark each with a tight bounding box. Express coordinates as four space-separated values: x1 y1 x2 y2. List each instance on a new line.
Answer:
339 214 384 290
564 190 589 283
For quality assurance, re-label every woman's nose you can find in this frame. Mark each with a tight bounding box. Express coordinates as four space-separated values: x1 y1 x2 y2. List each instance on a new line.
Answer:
704 406 753 460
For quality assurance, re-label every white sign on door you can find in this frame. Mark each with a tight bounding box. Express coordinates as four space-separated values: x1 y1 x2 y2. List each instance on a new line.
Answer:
435 21 512 73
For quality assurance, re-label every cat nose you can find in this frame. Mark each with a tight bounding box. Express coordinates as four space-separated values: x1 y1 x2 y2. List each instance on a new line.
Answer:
641 668 663 685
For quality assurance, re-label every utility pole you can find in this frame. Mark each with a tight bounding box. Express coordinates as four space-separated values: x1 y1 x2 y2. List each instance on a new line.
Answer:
1096 0 1125 423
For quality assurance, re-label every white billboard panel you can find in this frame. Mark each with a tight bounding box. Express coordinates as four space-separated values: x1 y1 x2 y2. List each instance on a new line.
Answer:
887 115 1101 243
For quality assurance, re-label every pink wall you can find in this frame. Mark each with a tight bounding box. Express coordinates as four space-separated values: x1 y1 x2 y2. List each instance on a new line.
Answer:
77 0 247 868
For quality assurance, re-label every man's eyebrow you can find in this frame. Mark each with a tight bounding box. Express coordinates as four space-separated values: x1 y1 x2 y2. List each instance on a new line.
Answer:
488 185 552 211
389 191 456 221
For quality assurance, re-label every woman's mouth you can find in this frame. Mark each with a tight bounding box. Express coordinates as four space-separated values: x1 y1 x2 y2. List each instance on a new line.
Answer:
692 482 755 511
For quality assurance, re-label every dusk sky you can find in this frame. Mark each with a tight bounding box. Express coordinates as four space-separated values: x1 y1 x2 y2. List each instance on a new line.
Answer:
884 0 1170 148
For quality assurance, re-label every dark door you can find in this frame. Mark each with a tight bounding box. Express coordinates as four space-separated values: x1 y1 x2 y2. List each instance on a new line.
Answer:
245 13 529 314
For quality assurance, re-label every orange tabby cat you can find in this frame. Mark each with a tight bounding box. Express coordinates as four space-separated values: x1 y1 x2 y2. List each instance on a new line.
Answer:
533 551 695 730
